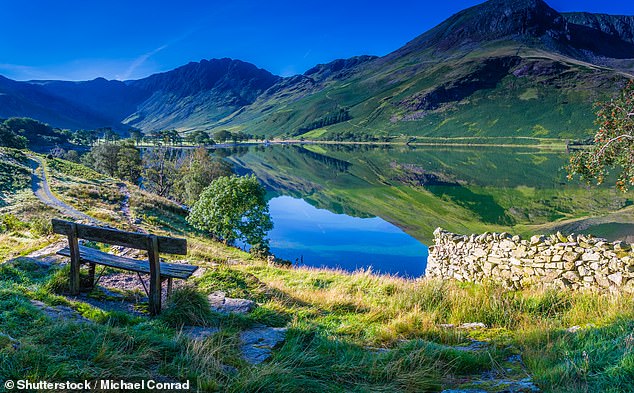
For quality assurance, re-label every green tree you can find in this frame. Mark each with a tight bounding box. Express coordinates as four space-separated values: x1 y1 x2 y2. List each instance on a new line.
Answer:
129 129 143 146
0 124 28 149
101 128 119 142
567 81 634 191
186 130 214 146
175 147 232 205
64 150 80 163
187 175 273 247
116 142 142 183
143 148 177 197
72 129 99 146
213 130 232 143
89 143 121 176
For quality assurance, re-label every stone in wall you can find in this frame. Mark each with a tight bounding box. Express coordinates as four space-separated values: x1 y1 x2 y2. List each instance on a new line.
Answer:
426 228 634 292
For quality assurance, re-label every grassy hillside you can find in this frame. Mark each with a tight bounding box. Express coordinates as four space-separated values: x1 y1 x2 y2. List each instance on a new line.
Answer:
0 155 633 392
201 45 628 142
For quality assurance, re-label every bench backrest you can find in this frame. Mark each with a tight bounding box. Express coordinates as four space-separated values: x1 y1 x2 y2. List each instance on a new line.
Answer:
51 219 187 255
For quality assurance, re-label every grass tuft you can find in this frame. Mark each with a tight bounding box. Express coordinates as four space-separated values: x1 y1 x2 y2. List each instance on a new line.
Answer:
160 286 217 328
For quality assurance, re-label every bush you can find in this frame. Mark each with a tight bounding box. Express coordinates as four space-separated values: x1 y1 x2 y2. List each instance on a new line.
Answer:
30 217 53 236
0 214 28 232
250 242 271 259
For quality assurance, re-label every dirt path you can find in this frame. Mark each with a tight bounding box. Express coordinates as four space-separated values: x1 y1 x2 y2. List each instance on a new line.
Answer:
28 156 103 225
116 182 148 233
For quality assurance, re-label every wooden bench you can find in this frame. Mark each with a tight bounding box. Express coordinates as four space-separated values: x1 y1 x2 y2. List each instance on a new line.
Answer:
52 219 197 315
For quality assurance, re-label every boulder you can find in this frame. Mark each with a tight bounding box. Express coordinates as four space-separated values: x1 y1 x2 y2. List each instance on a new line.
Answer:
208 291 256 314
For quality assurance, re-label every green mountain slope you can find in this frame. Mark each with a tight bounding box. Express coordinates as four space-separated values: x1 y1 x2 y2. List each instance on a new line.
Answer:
214 0 634 140
0 0 632 140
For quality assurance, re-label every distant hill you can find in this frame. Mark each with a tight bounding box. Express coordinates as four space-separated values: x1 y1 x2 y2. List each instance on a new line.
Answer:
30 77 149 124
0 0 633 141
0 76 121 131
123 58 280 132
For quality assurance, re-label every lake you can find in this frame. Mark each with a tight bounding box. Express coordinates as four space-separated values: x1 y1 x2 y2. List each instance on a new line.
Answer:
218 143 633 276
267 195 428 276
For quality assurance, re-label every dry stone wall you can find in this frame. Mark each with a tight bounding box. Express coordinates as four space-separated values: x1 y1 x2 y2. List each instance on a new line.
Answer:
426 228 634 292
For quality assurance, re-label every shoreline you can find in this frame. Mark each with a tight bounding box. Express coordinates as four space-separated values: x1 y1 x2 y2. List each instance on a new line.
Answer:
133 138 572 150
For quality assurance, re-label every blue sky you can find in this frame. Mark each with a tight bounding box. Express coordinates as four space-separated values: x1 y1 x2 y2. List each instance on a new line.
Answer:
1 0 633 81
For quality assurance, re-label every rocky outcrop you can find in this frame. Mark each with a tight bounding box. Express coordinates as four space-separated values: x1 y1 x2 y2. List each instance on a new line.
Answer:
239 325 288 364
426 228 634 291
563 12 634 45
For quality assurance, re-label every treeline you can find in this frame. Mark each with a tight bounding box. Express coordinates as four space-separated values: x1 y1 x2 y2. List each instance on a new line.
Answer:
291 108 351 137
80 142 232 206
139 129 261 146
327 130 391 142
0 118 69 149
0 117 130 150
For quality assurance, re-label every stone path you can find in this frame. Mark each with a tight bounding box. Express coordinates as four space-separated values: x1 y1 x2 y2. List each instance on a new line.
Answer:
239 325 288 364
181 326 221 341
30 300 91 323
180 324 288 365
434 322 541 392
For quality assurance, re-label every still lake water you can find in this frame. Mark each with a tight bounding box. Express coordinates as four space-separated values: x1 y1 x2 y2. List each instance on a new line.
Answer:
218 143 632 277
267 195 428 277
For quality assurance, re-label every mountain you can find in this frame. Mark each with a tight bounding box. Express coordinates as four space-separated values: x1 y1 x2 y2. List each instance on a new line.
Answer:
123 58 280 131
0 0 633 140
562 12 634 44
220 0 634 140
30 77 149 124
0 75 123 130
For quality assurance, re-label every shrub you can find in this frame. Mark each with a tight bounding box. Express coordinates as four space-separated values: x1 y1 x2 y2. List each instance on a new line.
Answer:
250 242 271 258
30 217 53 236
0 214 28 232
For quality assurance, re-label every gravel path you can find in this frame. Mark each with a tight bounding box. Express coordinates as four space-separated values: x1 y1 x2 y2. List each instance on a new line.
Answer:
28 156 103 225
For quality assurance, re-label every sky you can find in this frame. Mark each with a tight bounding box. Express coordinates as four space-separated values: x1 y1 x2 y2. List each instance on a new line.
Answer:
1 0 634 81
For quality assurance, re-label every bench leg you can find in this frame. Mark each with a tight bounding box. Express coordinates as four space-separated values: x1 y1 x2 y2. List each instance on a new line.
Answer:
87 263 96 289
167 278 173 299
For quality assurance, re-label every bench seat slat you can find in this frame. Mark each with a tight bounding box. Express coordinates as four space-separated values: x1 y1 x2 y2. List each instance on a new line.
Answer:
57 246 198 280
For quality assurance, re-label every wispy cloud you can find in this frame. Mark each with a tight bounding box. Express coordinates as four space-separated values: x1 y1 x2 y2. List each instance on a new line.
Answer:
116 27 200 80
116 44 169 80
0 63 66 81
0 26 201 82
